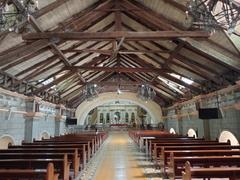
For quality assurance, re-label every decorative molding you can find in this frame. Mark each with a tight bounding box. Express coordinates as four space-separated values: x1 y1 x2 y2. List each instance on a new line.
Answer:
55 115 66 121
24 112 45 118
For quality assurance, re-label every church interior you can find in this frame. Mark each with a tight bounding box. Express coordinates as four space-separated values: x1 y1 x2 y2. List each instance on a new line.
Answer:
0 0 240 179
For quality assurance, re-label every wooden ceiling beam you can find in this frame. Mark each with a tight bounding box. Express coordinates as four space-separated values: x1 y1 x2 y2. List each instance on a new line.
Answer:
164 42 185 66
64 72 114 102
120 0 182 30
120 53 201 93
62 49 112 55
23 31 210 41
0 40 50 67
62 48 171 55
121 2 240 74
66 66 168 74
121 55 183 97
27 14 86 84
30 44 109 86
58 0 113 31
48 55 113 95
114 0 122 31
1 47 50 71
31 71 75 95
124 72 175 101
124 38 222 84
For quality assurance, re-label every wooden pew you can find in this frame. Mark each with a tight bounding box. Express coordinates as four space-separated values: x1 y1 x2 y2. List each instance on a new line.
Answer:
32 139 96 155
169 153 240 179
182 161 240 180
2 147 86 170
52 133 103 151
146 138 206 155
0 163 59 180
23 140 92 160
0 150 79 178
152 142 230 163
9 144 88 166
161 148 240 174
0 154 70 180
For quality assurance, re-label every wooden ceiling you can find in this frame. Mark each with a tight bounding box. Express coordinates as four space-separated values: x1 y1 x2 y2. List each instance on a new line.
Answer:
0 0 239 108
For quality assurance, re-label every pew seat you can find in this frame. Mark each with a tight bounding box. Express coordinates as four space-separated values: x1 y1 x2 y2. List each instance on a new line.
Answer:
182 161 240 180
0 163 59 180
0 158 70 180
169 155 240 179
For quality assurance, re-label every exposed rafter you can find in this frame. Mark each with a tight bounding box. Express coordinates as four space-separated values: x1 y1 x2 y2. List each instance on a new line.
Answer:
23 31 210 41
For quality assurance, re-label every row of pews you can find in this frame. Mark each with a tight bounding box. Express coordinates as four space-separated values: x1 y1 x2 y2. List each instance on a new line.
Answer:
0 131 108 180
129 130 240 180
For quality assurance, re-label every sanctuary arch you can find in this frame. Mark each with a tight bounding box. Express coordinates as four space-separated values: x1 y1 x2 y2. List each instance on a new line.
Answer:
76 92 162 126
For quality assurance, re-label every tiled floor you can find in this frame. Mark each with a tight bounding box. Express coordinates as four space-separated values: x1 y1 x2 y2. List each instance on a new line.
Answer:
76 131 230 180
77 131 161 180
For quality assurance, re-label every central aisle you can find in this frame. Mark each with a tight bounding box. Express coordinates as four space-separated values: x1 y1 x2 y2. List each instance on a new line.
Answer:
94 131 147 180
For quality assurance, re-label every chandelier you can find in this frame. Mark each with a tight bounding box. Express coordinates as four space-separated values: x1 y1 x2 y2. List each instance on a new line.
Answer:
84 84 99 101
137 84 156 102
0 0 38 32
186 0 240 33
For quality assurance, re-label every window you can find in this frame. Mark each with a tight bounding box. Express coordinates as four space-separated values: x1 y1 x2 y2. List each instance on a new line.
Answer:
100 113 104 123
106 113 110 123
125 113 129 122
131 112 135 122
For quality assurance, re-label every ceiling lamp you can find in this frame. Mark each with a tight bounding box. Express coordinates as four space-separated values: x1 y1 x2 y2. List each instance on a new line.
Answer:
137 84 156 102
84 84 98 101
186 0 240 34
0 0 38 32
117 84 122 95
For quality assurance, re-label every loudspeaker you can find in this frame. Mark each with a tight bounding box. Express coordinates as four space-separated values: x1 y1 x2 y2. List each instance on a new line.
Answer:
66 118 77 125
198 108 220 119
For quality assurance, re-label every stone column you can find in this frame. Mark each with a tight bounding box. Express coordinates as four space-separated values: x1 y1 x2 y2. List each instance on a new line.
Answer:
203 119 210 140
110 111 113 124
55 115 66 136
24 113 45 142
24 96 37 142
121 110 125 123
97 110 101 123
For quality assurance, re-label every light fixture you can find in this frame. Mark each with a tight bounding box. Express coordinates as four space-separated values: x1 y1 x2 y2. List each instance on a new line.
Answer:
186 0 240 34
117 84 122 95
84 83 99 101
137 84 156 101
0 0 39 32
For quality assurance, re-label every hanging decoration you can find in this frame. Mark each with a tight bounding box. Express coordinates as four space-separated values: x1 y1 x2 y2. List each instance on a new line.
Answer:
84 84 99 101
0 0 38 32
137 84 156 102
186 0 240 34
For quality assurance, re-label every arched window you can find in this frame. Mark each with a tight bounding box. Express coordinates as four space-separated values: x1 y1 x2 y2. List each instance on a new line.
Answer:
125 113 129 122
41 131 50 139
131 112 135 122
219 130 239 145
169 128 176 134
106 113 110 123
187 128 197 138
0 135 15 149
100 113 104 123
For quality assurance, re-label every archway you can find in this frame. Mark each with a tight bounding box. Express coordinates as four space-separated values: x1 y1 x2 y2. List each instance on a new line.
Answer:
76 92 162 125
40 131 50 140
219 130 239 145
169 128 176 134
187 128 197 138
0 135 15 149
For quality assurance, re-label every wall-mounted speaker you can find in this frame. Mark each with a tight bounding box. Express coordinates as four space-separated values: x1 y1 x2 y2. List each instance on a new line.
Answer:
198 108 220 119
